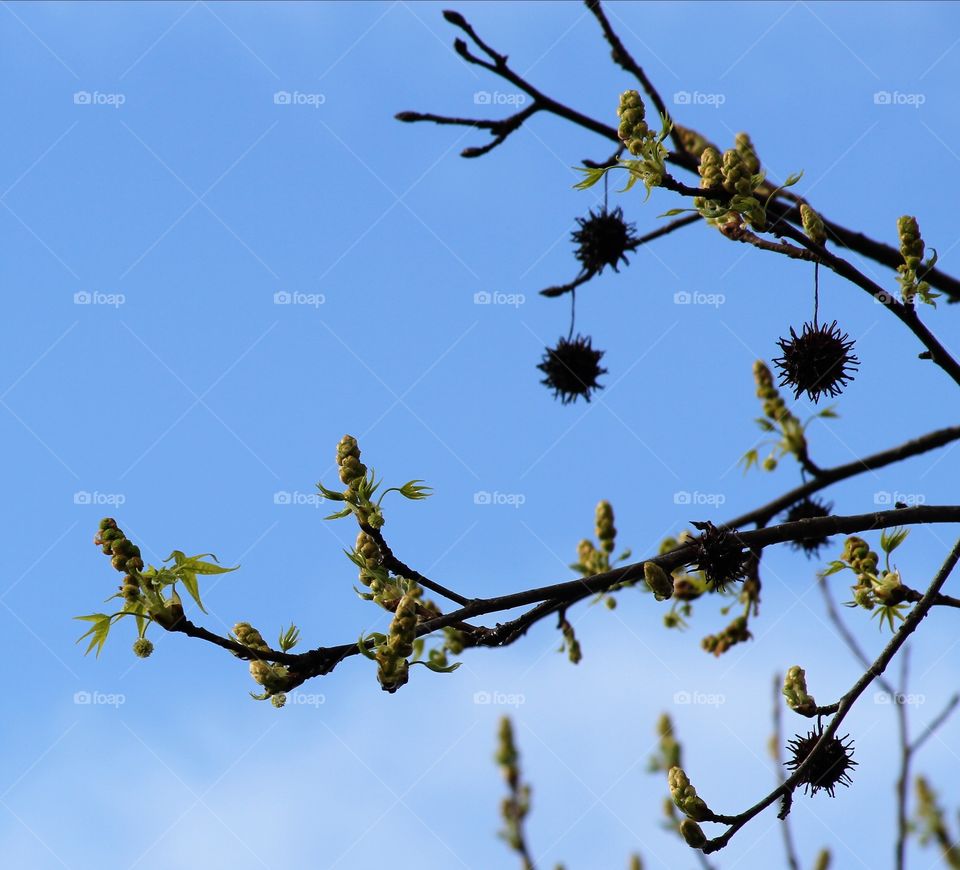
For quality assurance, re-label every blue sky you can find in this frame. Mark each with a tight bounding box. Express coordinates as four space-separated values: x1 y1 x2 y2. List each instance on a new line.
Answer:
2 1 960 868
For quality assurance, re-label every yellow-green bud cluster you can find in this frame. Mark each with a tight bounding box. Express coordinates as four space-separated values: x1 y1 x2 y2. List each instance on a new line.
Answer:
842 537 879 581
595 500 616 554
560 616 582 664
95 519 145 600
721 149 753 196
679 819 707 849
354 530 387 590
800 203 827 246
913 776 960 866
250 659 295 695
644 562 674 601
676 125 711 159
734 132 760 175
898 216 924 271
782 665 817 714
668 766 711 821
617 90 651 156
495 716 520 785
495 717 531 854
652 713 682 771
698 147 722 191
375 585 420 691
753 361 806 459
336 434 367 489
233 622 269 652
132 638 154 658
702 615 750 656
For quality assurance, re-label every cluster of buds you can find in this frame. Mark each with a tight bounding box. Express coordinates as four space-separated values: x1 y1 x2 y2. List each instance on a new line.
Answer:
232 622 296 703
643 562 673 601
825 533 911 630
233 622 269 653
337 434 366 488
495 717 531 857
702 614 750 656
352 531 401 607
748 360 807 471
693 146 722 214
559 614 582 664
896 215 938 305
800 203 827 246
95 518 145 602
734 132 761 176
668 766 712 822
676 124 711 159
595 500 616 554
375 584 421 692
782 665 817 715
616 89 651 156
648 713 682 773
913 776 960 866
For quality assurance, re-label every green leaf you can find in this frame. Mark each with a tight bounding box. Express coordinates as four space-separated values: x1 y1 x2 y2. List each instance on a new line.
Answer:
754 418 775 432
413 659 461 674
782 170 804 187
316 482 345 501
178 569 206 613
880 527 909 555
175 553 238 575
572 165 607 191
816 406 839 419
740 449 759 472
75 613 113 657
821 560 848 577
325 507 352 521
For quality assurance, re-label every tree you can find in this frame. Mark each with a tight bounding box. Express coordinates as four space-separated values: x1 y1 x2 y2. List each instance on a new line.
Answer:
70 3 960 868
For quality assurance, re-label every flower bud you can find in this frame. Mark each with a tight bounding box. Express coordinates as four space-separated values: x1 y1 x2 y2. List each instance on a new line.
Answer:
679 819 707 849
643 562 673 601
132 637 154 658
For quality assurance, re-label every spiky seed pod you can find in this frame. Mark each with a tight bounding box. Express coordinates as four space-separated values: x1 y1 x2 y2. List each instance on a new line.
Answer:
687 521 749 592
801 204 827 246
734 132 761 175
785 726 857 797
773 320 859 403
571 206 638 276
537 334 607 404
784 497 833 557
